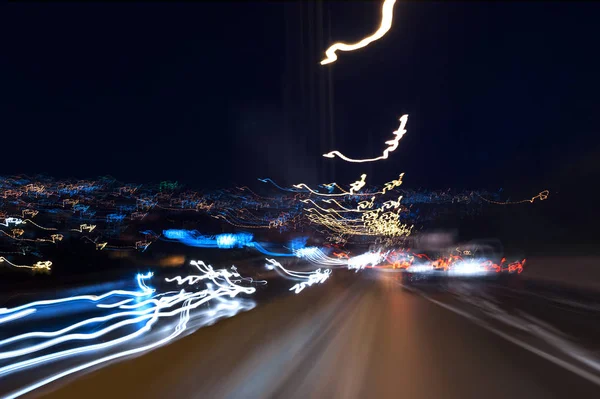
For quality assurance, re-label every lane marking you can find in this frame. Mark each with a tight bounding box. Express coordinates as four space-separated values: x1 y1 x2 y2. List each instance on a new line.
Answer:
420 292 600 387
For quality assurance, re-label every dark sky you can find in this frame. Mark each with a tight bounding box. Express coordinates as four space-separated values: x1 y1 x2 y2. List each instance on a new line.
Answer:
5 1 600 199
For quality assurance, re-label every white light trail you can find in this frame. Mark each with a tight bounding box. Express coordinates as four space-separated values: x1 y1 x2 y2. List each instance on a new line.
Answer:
347 250 385 271
0 262 257 398
321 0 397 65
265 258 331 294
0 272 154 317
446 260 493 276
0 218 24 227
323 115 408 163
294 247 347 267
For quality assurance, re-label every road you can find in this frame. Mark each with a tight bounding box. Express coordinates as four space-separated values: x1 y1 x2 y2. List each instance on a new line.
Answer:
20 268 600 399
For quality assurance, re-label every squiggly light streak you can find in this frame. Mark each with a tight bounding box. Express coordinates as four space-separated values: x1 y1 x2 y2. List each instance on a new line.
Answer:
478 190 550 205
320 0 397 65
4 296 251 399
0 257 52 272
0 218 24 227
323 115 408 162
21 209 38 218
70 224 96 233
0 263 256 398
249 242 296 257
265 258 331 294
349 174 367 194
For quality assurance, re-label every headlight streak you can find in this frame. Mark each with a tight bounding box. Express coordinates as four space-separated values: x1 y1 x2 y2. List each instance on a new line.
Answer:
349 174 367 194
320 0 397 66
294 247 347 267
0 272 154 319
264 258 331 294
384 250 525 276
0 262 257 398
347 251 385 272
323 115 408 163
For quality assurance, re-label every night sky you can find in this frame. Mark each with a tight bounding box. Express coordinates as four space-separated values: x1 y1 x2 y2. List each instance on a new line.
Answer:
5 2 600 206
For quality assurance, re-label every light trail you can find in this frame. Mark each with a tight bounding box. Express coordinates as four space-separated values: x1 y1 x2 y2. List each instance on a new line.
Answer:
383 250 525 275
323 115 408 162
320 0 397 65
0 272 154 318
348 251 385 271
294 247 347 267
70 224 97 233
0 262 257 399
250 242 296 257
0 257 52 272
162 230 254 249
293 175 376 197
265 258 331 294
301 178 413 238
478 190 550 205
0 218 24 227
257 178 307 193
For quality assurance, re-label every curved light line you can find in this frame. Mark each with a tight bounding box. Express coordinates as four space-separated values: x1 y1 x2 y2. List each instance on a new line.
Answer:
321 0 397 65
323 115 408 163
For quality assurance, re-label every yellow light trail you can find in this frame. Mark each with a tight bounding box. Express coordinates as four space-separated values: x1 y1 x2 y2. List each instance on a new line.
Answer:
293 173 403 198
323 115 408 163
23 219 57 231
70 224 97 233
320 0 397 66
478 190 550 205
300 174 411 238
0 257 52 272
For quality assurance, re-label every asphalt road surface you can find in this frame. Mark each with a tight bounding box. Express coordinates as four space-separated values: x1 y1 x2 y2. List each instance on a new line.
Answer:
17 269 600 398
